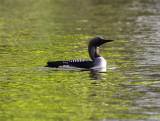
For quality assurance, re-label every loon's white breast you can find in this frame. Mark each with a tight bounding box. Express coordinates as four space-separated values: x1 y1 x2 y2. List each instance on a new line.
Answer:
91 57 106 69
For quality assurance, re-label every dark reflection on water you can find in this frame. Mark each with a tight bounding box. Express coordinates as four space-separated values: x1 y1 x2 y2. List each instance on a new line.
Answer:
44 67 108 80
89 69 107 80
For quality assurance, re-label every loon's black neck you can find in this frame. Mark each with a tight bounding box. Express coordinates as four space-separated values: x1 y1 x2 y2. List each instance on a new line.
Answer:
89 46 100 60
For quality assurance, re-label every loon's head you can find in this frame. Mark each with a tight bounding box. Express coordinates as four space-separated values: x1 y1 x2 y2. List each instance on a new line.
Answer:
88 36 113 60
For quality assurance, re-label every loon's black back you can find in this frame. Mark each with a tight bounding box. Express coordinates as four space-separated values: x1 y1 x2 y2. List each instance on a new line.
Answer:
46 59 93 68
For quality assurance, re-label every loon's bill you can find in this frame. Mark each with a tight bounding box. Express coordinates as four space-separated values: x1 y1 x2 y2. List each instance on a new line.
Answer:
45 36 114 69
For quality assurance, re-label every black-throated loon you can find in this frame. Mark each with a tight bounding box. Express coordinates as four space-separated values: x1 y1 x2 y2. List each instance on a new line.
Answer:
45 36 114 70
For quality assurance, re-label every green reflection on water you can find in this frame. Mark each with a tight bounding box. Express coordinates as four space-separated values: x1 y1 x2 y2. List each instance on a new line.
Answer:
0 67 147 121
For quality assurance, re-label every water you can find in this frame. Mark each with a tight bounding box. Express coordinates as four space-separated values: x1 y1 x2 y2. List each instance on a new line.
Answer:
0 0 160 121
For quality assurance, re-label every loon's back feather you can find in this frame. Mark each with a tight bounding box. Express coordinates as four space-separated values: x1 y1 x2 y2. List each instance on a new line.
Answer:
46 59 93 68
46 61 67 68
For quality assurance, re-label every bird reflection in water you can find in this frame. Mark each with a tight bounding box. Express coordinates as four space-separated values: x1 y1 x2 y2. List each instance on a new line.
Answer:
89 68 107 80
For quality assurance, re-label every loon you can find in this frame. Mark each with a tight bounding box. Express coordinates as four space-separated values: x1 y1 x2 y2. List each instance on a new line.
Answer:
45 36 114 69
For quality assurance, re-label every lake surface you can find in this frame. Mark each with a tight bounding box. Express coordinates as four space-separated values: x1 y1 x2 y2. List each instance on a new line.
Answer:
0 0 160 121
